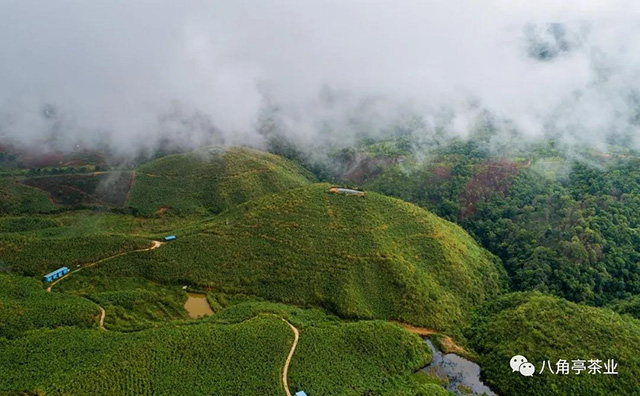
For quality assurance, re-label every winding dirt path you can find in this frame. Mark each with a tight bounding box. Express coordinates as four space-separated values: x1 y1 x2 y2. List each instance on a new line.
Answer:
282 319 300 396
98 306 107 331
47 240 163 292
45 240 164 330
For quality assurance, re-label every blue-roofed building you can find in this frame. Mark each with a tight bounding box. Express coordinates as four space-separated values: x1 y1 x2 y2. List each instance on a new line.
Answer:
295 392 308 396
43 267 69 282
164 235 177 241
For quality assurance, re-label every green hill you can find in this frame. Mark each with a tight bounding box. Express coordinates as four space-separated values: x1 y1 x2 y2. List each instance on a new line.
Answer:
127 146 313 216
0 316 293 395
0 178 56 215
0 274 100 338
0 301 438 395
0 232 150 278
80 183 505 334
470 292 640 396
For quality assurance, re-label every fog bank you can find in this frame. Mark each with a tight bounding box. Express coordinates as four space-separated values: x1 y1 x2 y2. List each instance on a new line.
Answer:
2 1 640 156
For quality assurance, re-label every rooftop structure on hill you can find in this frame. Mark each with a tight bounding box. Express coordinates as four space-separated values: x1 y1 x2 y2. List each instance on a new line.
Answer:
43 267 69 282
328 187 365 197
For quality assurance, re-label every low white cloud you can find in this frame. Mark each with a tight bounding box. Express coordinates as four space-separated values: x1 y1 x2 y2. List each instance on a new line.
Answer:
1 0 640 155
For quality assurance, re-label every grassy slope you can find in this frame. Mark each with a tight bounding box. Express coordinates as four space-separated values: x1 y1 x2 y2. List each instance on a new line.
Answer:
203 300 444 395
0 300 441 396
0 210 189 278
82 183 504 335
22 172 134 208
470 292 640 396
56 276 189 332
0 274 99 338
0 178 55 215
0 316 292 396
289 321 442 396
128 146 313 216
0 233 150 277
0 217 60 233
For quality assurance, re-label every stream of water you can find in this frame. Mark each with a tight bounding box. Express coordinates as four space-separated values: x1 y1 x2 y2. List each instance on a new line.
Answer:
422 339 496 396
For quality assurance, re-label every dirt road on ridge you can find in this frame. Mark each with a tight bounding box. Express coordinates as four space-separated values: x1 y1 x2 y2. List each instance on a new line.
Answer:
282 319 300 396
46 240 163 292
45 240 164 330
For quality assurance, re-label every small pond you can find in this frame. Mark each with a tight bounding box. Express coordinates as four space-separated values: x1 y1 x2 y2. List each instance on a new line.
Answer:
184 293 214 319
422 339 496 396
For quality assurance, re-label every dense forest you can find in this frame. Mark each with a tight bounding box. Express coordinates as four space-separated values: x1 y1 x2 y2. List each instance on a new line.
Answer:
295 135 640 309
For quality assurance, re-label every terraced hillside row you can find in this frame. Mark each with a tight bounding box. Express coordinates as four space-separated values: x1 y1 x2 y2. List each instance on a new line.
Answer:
0 233 150 277
57 276 190 332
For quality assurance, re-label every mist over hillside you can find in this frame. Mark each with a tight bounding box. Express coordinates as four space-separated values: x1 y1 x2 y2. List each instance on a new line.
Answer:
2 1 640 160
4 4 640 395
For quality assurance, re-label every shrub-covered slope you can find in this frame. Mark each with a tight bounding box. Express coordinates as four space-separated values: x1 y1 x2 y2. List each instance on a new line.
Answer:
471 292 640 396
22 171 134 208
0 301 438 396
127 146 313 216
0 316 292 395
0 178 55 215
0 274 99 338
0 233 150 277
88 183 504 333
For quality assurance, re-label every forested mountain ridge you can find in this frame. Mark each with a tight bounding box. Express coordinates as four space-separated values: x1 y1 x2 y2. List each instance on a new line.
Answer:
325 137 640 307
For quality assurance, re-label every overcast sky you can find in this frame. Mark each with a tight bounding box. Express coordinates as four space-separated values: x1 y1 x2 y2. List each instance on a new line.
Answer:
2 1 640 154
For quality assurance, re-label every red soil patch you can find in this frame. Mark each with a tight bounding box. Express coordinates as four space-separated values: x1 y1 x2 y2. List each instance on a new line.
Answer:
459 160 520 219
430 164 452 181
340 153 402 183
396 322 468 355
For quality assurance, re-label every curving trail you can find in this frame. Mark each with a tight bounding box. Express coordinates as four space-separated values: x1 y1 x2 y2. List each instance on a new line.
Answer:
46 240 164 331
42 238 302 393
98 306 107 331
282 319 300 396
47 240 163 292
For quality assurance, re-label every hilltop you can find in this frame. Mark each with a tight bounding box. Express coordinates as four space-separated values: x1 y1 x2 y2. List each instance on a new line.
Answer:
0 146 313 216
127 146 314 216
77 183 505 334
